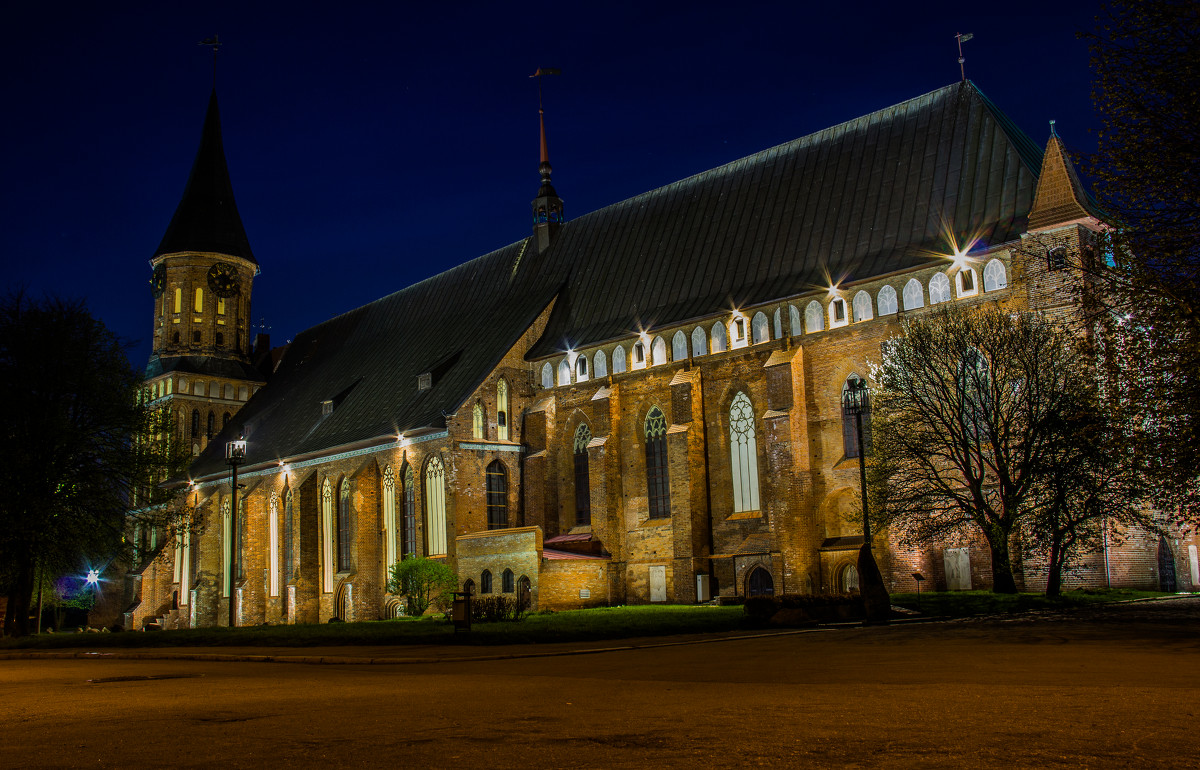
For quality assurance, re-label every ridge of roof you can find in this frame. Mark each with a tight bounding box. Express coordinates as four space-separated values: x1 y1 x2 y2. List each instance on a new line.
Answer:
154 90 257 265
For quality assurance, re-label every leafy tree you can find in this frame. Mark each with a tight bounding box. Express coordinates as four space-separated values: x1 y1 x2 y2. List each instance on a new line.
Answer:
387 556 459 617
0 293 185 636
1083 0 1200 520
868 306 1091 593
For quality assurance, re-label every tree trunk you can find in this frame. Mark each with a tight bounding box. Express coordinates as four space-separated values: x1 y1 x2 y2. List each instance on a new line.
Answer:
988 536 1019 594
1045 538 1063 597
4 551 35 637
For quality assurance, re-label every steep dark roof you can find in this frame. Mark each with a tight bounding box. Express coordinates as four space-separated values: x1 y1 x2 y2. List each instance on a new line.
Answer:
145 355 266 382
528 81 1042 356
189 81 1047 478
154 91 256 264
190 240 561 477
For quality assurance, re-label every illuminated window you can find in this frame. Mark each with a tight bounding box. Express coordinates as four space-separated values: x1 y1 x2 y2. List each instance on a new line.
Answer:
425 456 447 556
983 259 1008 291
320 478 334 591
773 309 783 339
541 362 553 389
283 489 295 586
729 391 760 512
497 378 509 440
956 267 978 297
382 467 397 571
574 423 592 526
593 349 608 377
751 312 769 344
486 460 507 530
174 287 182 314
805 301 824 333
645 406 670 519
217 297 226 315
789 305 802 336
269 494 280 597
472 403 484 439
710 321 728 353
731 317 747 348
691 326 707 357
557 359 571 386
672 330 688 361
221 498 232 597
903 278 925 310
852 291 873 322
502 568 515 593
651 336 667 365
337 479 352 571
929 273 952 304
194 287 204 313
613 345 627 374
877 285 898 316
829 298 848 328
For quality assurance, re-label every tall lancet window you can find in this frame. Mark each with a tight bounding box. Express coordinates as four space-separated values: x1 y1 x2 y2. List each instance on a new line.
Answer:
339 477 354 571
382 465 397 570
269 494 280 598
645 407 671 519
496 379 509 441
320 478 334 591
472 403 484 439
729 391 761 512
426 456 447 556
402 465 416 559
486 460 508 530
283 489 295 586
574 423 592 526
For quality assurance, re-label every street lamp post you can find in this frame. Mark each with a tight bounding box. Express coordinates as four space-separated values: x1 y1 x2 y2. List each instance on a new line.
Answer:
841 376 889 624
225 438 247 628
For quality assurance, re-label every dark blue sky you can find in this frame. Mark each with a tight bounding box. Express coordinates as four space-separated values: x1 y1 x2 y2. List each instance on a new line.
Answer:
3 1 1101 369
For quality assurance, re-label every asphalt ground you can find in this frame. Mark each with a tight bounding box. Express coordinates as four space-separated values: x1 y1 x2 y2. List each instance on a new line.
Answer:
3 597 1197 767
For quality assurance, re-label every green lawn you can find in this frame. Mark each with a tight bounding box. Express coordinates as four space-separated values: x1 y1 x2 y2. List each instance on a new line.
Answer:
889 587 1169 617
0 589 1176 650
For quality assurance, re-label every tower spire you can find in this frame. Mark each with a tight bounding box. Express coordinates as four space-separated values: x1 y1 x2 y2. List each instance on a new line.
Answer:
530 68 563 254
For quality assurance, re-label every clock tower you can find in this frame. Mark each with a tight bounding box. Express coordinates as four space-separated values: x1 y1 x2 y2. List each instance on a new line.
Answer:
144 90 267 457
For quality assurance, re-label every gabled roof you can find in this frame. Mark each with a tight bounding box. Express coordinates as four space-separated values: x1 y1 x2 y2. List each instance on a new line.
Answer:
189 80 1049 478
528 80 1043 357
154 91 257 264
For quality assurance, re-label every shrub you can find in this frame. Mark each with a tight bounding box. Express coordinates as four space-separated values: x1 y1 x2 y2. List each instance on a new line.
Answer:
470 594 526 623
387 557 458 617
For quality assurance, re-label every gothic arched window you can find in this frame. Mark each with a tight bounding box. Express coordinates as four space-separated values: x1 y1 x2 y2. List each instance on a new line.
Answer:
472 403 484 439
789 305 802 336
929 273 952 304
613 345 627 374
486 460 508 530
574 423 592 526
692 326 707 357
191 409 200 438
651 336 667 365
269 494 280 597
877 285 898 316
729 392 760 512
983 259 1008 291
751 312 770 344
645 406 671 519
672 330 688 361
382 466 397 570
541 362 553 389
853 291 874 322
710 321 728 353
496 379 509 441
903 278 925 310
805 301 824 333
502 568 515 593
337 480 352 572
283 488 294 586
425 456 447 556
206 411 215 439
593 349 608 378
481 569 493 594
320 479 334 591
557 359 571 386
402 465 416 559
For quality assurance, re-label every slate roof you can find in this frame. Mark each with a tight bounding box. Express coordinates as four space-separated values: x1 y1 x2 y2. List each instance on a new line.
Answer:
154 90 257 265
145 355 266 382
528 80 1043 357
188 81 1046 479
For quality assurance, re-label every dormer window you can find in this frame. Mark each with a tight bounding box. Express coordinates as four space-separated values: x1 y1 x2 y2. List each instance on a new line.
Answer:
322 400 334 416
417 373 432 391
1047 246 1067 271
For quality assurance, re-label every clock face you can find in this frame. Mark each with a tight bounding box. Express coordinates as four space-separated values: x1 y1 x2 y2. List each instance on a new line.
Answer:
207 262 241 298
151 265 166 298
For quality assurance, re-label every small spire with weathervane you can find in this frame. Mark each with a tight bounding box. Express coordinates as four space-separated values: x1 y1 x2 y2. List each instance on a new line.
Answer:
530 67 564 254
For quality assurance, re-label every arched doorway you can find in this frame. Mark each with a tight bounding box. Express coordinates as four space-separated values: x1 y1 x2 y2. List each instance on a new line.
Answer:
1158 537 1177 593
517 576 532 611
837 563 859 593
747 567 774 596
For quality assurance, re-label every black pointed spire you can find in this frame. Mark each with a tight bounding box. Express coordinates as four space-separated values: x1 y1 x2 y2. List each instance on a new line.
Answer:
530 69 564 254
154 90 256 264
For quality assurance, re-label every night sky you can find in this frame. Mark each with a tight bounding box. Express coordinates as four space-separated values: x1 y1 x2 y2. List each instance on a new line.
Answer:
3 1 1102 370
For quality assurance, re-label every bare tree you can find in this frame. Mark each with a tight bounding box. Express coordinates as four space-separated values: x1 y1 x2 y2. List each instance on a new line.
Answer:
868 306 1091 593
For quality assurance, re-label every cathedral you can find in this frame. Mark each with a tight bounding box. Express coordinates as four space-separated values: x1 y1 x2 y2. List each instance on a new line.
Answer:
118 79 1198 630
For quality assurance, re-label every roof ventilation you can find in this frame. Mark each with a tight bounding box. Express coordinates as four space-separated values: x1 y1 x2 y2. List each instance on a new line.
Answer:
417 373 432 392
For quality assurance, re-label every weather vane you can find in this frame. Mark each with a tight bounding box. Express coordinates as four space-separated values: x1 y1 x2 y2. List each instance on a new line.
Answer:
954 32 973 82
198 35 222 88
253 317 271 335
530 67 561 113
